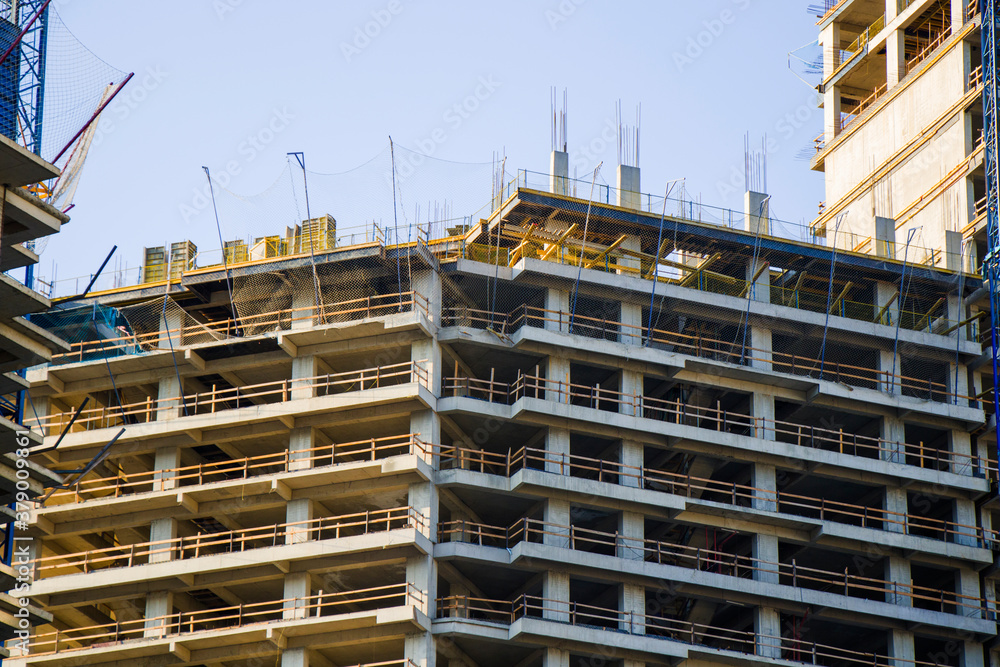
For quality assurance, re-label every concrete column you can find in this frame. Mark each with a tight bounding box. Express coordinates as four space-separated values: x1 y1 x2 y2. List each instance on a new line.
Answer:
412 268 442 325
884 487 908 533
751 463 777 514
617 165 641 210
886 29 906 86
413 334 442 397
281 647 309 667
886 0 900 22
156 375 182 420
618 235 641 280
952 0 967 27
283 572 311 620
752 393 775 441
288 426 315 472
957 567 983 614
411 410 441 456
30 395 49 436
821 22 841 79
149 518 177 564
955 498 980 547
875 217 896 258
744 191 770 236
153 446 181 492
620 439 643 488
545 288 570 332
620 369 642 417
143 591 173 638
542 568 570 624
885 556 912 606
881 416 906 464
290 356 318 401
618 511 644 560
962 642 986 667
286 498 313 545
544 498 571 548
889 630 916 665
550 151 569 196
985 576 998 621
755 606 781 659
824 86 842 142
405 632 436 667
620 300 643 346
548 355 570 404
407 481 438 617
619 581 645 635
546 428 570 476
951 430 975 476
542 648 570 667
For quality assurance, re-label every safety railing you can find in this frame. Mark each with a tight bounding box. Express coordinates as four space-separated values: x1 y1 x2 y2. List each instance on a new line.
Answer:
437 594 948 667
439 517 987 617
905 26 952 75
443 303 985 435
434 443 996 550
35 507 426 578
51 291 427 365
46 434 427 505
841 82 889 132
29 361 428 435
17 583 423 656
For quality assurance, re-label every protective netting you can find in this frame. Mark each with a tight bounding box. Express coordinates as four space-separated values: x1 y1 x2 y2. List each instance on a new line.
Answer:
35 7 130 164
48 144 509 297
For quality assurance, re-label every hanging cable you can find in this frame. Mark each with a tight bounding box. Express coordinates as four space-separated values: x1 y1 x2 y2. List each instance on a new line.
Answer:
489 155 507 328
288 152 324 322
818 213 847 379
569 162 603 332
203 167 241 336
388 137 404 311
890 227 920 392
646 178 683 346
160 294 188 417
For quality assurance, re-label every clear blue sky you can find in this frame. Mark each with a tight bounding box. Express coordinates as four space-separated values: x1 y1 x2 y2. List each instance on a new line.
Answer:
43 0 825 294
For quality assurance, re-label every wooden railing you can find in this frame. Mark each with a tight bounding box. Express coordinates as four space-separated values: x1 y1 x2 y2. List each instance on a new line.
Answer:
438 518 987 616
51 291 428 365
19 583 423 656
46 434 427 505
35 507 426 578
442 368 988 478
434 444 997 549
437 594 951 667
441 304 978 410
29 360 428 434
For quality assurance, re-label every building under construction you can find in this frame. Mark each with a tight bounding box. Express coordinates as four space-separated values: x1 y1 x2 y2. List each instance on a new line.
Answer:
9 1 1000 666
0 111 70 656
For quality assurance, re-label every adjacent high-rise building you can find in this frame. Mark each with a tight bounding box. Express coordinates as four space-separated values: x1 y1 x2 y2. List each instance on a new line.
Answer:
812 0 982 269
